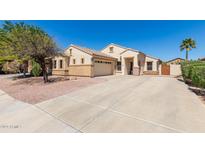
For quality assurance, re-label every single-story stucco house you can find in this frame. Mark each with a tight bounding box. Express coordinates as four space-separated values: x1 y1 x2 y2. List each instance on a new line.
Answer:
52 43 161 77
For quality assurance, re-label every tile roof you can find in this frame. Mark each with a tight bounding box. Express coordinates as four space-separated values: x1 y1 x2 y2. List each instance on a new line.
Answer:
108 44 160 60
166 57 185 62
67 43 160 61
106 43 142 54
70 44 117 59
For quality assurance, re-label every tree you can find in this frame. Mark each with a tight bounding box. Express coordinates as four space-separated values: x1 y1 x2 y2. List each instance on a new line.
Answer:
0 21 58 82
180 38 196 61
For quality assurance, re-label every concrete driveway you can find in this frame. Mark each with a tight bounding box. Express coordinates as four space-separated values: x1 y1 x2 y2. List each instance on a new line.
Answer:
1 75 205 132
0 90 78 133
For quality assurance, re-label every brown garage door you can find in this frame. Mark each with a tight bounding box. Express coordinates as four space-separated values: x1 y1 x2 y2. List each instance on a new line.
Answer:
161 64 170 75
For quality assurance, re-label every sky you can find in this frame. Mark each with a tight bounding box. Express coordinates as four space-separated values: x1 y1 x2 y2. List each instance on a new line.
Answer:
0 20 205 61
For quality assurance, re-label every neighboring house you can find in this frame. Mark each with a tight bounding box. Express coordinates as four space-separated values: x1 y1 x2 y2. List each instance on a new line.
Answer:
159 57 184 76
199 57 205 61
52 43 161 77
1 59 31 74
166 58 185 65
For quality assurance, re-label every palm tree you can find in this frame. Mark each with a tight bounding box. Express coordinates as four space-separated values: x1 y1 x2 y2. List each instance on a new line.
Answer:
180 38 196 61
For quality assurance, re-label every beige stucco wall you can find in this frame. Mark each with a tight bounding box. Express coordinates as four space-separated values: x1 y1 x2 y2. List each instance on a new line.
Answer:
101 44 127 74
69 65 93 77
120 50 145 75
123 58 134 75
101 44 126 61
52 46 93 76
65 46 93 65
170 64 181 76
52 56 69 70
52 70 69 76
159 64 162 75
138 53 146 75
52 56 69 76
144 56 159 72
101 45 146 75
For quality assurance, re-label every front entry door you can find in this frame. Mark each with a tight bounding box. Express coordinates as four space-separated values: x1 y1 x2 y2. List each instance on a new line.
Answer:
129 62 133 75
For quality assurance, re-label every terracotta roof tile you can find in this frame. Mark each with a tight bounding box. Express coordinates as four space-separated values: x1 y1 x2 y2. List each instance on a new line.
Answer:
70 44 117 59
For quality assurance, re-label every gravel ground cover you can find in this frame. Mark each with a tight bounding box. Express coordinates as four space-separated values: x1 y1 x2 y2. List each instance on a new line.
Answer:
0 75 106 104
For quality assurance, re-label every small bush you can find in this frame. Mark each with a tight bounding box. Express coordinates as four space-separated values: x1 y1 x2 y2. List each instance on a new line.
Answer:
31 60 42 77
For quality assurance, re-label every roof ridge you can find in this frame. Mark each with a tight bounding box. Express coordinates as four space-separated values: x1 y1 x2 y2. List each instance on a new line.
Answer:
68 44 116 59
109 43 128 49
146 54 160 60
71 44 98 53
166 57 185 62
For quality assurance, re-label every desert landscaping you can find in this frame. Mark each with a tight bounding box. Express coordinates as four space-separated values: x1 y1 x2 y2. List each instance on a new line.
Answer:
0 75 106 104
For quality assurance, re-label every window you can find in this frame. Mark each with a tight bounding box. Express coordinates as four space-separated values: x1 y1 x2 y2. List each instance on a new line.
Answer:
53 60 57 69
81 58 84 64
69 49 72 55
117 61 121 71
147 62 153 71
73 59 76 64
109 47 113 53
60 60 63 69
94 60 112 64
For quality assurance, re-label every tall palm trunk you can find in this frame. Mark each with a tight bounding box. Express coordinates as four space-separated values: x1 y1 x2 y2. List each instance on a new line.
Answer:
186 50 188 61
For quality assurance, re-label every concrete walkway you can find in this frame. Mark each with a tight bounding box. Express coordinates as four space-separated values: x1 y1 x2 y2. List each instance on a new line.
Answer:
0 90 78 133
1 75 205 132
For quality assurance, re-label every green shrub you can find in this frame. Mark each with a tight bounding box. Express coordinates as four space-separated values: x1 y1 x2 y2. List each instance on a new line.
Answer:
181 61 205 88
31 60 42 77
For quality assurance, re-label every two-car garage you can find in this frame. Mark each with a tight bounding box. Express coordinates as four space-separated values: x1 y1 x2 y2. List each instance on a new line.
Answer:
93 59 115 77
